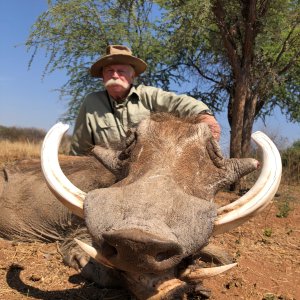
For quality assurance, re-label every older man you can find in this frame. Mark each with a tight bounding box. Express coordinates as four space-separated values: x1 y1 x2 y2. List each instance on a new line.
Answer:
70 45 221 155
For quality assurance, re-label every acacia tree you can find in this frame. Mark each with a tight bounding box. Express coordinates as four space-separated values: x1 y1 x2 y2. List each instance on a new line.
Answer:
160 0 300 158
27 0 300 158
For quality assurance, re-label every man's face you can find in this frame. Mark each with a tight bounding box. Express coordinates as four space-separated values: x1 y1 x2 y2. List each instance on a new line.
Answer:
102 64 135 100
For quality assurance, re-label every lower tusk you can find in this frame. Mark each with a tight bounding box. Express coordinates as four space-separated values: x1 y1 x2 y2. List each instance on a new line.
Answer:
179 263 237 281
41 123 85 218
147 278 186 300
74 238 114 269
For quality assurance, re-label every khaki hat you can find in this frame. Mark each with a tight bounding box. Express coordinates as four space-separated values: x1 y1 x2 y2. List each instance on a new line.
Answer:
90 45 147 78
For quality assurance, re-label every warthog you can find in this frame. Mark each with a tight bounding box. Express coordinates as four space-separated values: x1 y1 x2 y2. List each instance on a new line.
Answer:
2 114 281 299
0 156 115 242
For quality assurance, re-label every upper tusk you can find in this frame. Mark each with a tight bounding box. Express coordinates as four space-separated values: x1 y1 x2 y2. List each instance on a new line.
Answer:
74 238 115 269
41 122 85 218
213 131 282 235
179 263 237 281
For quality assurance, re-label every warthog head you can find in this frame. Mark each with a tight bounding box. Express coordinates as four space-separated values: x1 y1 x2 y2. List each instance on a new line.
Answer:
41 114 281 299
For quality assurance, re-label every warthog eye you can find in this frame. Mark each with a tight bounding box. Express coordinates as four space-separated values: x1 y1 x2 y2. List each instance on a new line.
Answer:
102 241 118 258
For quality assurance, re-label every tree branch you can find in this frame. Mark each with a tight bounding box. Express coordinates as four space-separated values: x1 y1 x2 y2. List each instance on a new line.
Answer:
186 59 220 84
278 51 300 75
212 0 241 77
274 22 299 66
242 0 257 69
257 0 271 19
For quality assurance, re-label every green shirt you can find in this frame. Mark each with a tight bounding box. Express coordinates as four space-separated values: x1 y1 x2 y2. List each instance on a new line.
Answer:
70 84 209 155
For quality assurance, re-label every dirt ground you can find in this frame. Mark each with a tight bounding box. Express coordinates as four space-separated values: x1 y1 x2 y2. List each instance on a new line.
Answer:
0 184 299 300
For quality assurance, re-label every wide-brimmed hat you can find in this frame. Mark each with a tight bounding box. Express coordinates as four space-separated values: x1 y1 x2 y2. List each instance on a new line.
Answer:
90 45 147 78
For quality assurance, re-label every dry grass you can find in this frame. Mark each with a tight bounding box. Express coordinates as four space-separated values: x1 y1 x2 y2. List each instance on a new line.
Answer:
0 140 41 167
0 138 71 168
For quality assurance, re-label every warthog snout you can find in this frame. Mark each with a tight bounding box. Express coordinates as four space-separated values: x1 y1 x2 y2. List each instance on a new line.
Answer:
101 228 183 273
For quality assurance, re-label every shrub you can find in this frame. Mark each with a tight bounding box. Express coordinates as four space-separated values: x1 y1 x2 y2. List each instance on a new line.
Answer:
0 125 46 143
281 140 300 184
0 125 71 166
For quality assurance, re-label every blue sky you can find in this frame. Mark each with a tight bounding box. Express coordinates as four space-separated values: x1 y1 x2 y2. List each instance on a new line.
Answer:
0 0 299 150
0 1 66 130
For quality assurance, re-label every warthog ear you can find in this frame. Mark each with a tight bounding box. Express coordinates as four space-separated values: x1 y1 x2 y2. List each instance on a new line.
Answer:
91 146 122 174
206 137 259 187
206 138 226 168
91 129 137 179
119 128 138 160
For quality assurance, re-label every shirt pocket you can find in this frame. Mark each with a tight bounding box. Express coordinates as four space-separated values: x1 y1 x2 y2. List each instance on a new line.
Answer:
95 116 112 129
93 115 125 146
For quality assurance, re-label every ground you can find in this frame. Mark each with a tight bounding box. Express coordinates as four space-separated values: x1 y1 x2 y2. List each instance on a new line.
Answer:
0 184 299 300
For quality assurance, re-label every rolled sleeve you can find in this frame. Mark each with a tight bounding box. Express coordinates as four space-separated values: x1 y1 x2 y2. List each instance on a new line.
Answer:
139 86 209 117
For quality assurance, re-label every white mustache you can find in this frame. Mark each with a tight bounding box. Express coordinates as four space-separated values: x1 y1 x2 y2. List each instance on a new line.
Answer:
104 79 129 89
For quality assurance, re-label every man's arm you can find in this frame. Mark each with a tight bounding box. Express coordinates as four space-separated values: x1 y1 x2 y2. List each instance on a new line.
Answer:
195 112 221 141
69 102 94 156
140 86 221 140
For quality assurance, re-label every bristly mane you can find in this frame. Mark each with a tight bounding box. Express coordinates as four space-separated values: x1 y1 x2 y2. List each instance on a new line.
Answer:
150 112 201 125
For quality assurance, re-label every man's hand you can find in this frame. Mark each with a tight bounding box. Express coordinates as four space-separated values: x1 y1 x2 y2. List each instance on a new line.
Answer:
196 114 221 141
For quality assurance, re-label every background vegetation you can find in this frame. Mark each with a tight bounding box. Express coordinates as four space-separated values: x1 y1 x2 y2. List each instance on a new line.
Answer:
0 124 299 185
26 0 300 160
281 140 300 183
0 125 71 167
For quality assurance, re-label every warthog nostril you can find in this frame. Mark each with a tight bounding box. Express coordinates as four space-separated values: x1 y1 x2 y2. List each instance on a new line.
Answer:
156 251 176 262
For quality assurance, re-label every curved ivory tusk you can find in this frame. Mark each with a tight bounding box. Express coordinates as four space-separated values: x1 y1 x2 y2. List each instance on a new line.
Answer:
180 263 237 281
147 279 186 300
213 131 282 235
74 238 114 269
41 122 85 218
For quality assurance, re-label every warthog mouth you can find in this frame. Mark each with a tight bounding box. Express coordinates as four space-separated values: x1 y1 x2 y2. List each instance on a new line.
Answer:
100 228 184 273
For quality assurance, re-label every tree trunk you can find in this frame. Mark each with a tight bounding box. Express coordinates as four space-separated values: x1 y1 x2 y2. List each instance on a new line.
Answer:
229 74 254 191
242 94 258 157
214 0 260 191
229 73 248 159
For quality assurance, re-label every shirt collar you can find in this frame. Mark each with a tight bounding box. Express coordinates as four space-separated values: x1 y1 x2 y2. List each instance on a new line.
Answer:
127 85 140 100
107 85 140 108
